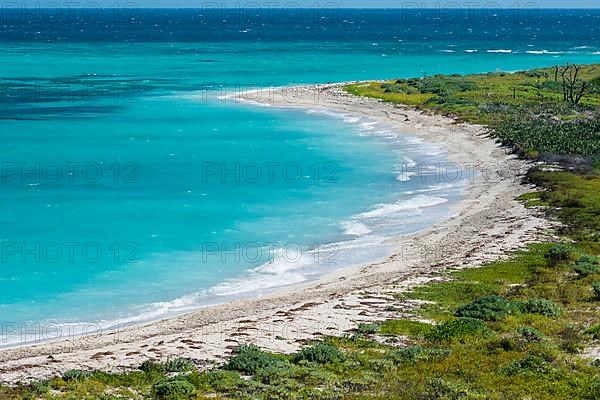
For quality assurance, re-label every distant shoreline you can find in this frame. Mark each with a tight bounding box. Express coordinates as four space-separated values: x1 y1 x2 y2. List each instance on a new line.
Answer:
0 83 549 383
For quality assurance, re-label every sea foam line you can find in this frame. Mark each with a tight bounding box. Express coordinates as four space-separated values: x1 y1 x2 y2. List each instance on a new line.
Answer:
358 195 449 219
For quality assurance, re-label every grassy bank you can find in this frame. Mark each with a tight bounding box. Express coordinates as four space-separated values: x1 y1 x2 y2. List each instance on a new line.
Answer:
3 64 600 399
346 64 600 160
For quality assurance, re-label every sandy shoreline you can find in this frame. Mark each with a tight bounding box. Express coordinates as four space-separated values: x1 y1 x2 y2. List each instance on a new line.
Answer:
0 84 552 383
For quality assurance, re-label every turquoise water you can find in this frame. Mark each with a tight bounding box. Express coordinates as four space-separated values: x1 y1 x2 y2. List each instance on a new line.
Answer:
0 9 599 345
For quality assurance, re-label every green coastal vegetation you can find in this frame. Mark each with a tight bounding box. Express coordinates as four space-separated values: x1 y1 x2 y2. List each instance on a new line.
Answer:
347 64 600 160
3 63 600 399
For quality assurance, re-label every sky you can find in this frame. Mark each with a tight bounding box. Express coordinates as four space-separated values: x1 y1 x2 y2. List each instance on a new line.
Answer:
80 1 599 8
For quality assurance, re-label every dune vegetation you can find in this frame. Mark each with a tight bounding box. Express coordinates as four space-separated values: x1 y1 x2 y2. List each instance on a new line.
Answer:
346 64 600 159
3 64 600 399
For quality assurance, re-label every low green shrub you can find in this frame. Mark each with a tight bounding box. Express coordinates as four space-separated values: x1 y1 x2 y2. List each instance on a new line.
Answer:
379 319 432 337
199 370 245 391
455 295 516 321
544 244 576 265
500 355 554 376
574 262 600 277
355 323 380 335
386 346 451 364
574 255 600 278
494 106 600 158
152 378 195 400
578 255 600 265
62 369 91 381
385 346 424 364
293 343 344 364
381 83 404 93
585 324 600 339
225 345 280 374
593 282 600 300
253 365 294 386
140 359 166 374
515 298 563 317
558 324 585 354
517 326 545 343
422 348 453 361
527 172 600 241
165 358 196 373
536 80 563 91
488 336 519 352
425 318 492 343
525 149 541 160
423 378 473 399
584 378 600 400
28 381 51 395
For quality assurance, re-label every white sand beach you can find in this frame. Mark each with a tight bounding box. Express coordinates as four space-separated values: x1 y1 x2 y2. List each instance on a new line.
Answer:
0 84 552 383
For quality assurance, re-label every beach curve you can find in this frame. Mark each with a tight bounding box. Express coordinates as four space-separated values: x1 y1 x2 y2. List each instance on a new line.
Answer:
0 84 551 383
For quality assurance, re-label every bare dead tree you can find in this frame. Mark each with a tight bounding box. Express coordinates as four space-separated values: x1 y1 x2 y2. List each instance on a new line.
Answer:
560 64 589 105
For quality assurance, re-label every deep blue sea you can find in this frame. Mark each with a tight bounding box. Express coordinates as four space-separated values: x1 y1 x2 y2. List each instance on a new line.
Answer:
0 8 598 346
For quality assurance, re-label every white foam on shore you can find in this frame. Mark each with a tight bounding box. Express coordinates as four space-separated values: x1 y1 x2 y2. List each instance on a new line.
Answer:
173 235 387 303
342 221 372 236
108 239 386 326
306 108 365 125
415 182 465 194
208 250 313 297
487 49 513 53
401 156 417 168
121 246 321 320
304 109 389 138
396 172 417 182
358 195 448 219
170 89 275 107
360 121 379 131
394 156 419 182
